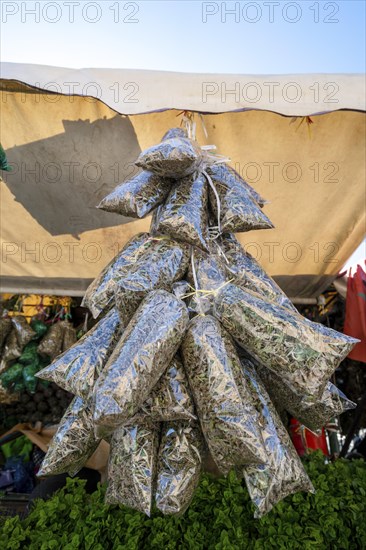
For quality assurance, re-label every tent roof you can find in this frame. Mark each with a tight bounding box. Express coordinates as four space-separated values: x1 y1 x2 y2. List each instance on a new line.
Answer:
0 63 365 300
1 62 365 116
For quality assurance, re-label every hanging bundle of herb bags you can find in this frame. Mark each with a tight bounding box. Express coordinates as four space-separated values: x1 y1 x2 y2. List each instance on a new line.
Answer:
39 126 358 520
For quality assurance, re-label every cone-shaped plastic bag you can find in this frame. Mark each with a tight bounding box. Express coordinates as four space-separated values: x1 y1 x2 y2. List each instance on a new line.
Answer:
0 318 12 350
239 358 314 518
256 363 356 432
93 290 189 434
161 127 188 141
207 164 273 233
38 396 100 478
153 173 210 251
155 422 203 515
207 163 267 207
136 137 202 178
97 171 172 219
141 355 196 422
181 315 267 473
11 315 36 348
38 322 65 360
105 416 159 516
113 237 189 326
82 232 151 318
219 233 296 311
37 309 121 400
214 283 359 403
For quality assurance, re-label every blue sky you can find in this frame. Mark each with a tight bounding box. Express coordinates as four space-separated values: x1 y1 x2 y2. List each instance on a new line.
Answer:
1 1 365 73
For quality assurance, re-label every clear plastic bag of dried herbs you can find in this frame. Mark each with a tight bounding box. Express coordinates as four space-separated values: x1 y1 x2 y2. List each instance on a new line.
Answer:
186 248 227 315
113 237 190 326
82 232 151 318
256 362 356 433
161 127 188 141
97 170 172 219
141 355 196 422
105 415 159 516
207 163 268 208
153 173 210 252
11 315 36 348
37 309 122 400
135 137 202 179
239 357 315 517
93 290 189 435
38 396 100 478
155 421 203 515
60 321 77 352
0 317 12 350
181 314 267 474
218 233 296 311
207 164 273 233
214 283 358 404
38 322 65 360
2 329 22 362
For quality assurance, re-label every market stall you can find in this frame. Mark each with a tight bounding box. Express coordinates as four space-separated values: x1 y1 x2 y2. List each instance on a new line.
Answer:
0 64 365 519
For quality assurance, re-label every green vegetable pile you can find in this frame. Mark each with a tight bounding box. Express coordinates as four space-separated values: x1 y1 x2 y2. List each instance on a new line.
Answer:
1 453 365 549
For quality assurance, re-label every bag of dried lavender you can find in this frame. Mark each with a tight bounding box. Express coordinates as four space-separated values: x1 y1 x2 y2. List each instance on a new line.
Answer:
153 173 210 252
82 232 152 318
219 233 296 311
207 164 273 233
105 415 159 516
256 363 356 433
155 422 203 515
38 396 100 478
214 283 359 404
136 137 203 178
239 358 314 518
141 355 196 422
38 322 65 360
113 237 189 326
93 290 189 435
207 163 268 208
97 171 172 219
37 309 122 400
11 315 36 348
181 315 267 474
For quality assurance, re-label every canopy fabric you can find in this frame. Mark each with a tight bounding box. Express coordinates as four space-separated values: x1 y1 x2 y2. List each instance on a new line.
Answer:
0 64 365 299
1 63 365 116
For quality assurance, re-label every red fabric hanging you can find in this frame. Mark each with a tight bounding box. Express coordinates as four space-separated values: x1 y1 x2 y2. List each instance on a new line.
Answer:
343 264 366 363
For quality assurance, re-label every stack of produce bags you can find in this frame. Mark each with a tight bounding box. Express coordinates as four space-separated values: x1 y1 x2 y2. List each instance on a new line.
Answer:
37 127 358 517
0 315 76 426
